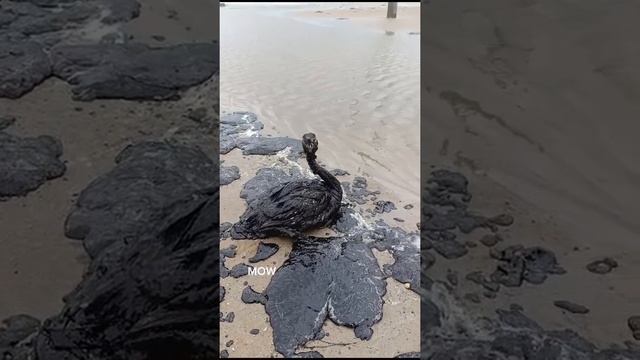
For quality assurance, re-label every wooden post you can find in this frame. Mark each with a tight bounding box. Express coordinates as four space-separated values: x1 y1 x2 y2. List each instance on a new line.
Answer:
387 2 397 18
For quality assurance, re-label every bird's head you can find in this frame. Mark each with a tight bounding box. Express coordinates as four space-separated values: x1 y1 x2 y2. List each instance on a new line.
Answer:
302 133 318 155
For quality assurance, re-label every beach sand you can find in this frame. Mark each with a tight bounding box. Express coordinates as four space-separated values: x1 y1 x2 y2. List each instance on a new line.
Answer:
220 150 420 358
423 0 640 347
296 2 420 33
221 2 421 206
0 0 218 320
220 2 421 357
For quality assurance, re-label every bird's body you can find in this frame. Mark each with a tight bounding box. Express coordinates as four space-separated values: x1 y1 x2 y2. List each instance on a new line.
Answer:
231 133 342 239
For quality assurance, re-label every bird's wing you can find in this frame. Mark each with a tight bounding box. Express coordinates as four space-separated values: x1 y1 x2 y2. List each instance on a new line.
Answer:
259 181 331 224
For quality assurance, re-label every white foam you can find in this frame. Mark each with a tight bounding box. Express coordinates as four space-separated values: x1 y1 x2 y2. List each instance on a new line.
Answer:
274 147 316 179
411 234 420 249
242 128 258 137
350 211 373 231
275 146 291 159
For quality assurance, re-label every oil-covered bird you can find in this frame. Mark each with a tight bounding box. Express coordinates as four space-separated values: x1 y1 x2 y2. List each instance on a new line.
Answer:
231 133 342 239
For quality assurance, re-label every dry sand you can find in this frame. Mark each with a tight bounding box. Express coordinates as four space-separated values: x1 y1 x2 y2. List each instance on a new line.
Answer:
220 2 420 357
423 0 640 347
0 0 217 320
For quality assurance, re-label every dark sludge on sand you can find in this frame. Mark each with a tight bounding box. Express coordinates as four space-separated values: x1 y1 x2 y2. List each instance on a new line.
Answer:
2 141 221 359
220 114 421 357
1 0 221 358
418 169 640 359
223 125 640 358
228 134 640 358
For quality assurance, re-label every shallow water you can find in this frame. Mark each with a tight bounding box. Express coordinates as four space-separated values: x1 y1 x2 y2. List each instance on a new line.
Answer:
220 3 420 204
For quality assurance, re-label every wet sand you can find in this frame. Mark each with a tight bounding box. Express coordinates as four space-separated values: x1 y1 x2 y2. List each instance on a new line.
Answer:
0 0 217 320
296 2 420 33
220 2 420 357
221 2 420 206
423 0 640 347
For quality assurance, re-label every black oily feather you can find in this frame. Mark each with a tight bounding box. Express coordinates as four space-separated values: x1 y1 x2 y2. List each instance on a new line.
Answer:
231 133 343 239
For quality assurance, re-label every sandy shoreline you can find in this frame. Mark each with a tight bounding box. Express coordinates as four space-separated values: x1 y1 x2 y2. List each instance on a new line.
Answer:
0 0 217 320
220 2 421 216
422 0 640 348
220 2 421 357
3 0 638 357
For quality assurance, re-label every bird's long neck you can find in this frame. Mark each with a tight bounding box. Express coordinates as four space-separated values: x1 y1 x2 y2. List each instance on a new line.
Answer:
306 153 342 196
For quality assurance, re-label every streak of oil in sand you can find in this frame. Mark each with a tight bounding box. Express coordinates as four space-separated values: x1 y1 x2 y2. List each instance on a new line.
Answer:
220 147 420 357
0 0 217 320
